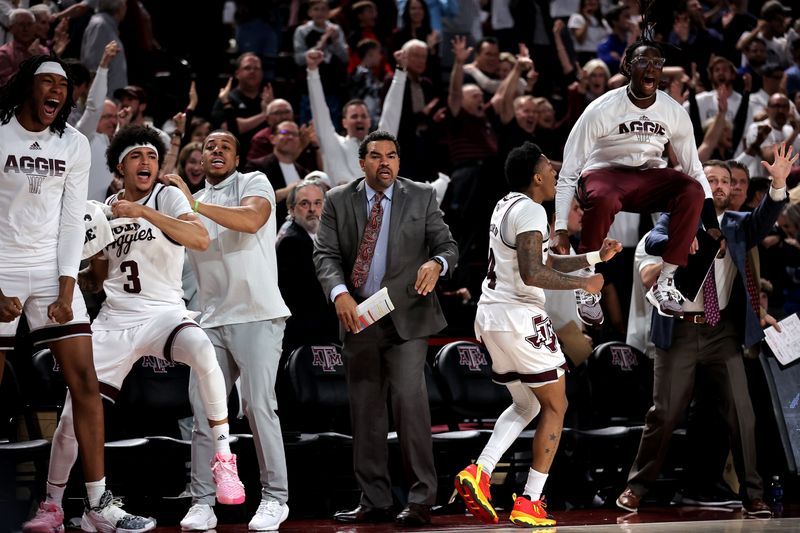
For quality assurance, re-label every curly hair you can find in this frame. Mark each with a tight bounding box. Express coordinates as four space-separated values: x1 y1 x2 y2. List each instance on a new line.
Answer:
106 124 167 174
0 55 75 136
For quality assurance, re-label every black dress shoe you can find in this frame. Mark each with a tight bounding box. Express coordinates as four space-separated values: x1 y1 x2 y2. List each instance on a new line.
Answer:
396 503 431 526
333 505 394 523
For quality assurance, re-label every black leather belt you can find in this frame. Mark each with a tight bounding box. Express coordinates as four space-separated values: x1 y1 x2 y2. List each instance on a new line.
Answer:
680 312 707 324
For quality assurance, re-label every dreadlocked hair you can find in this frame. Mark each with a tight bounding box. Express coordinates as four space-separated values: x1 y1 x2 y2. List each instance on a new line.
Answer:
0 55 75 137
620 0 664 78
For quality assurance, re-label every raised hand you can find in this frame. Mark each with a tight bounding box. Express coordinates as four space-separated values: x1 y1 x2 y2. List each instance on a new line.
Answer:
761 143 799 188
451 35 473 64
218 77 233 105
188 80 199 111
599 238 623 261
305 49 324 70
100 40 119 69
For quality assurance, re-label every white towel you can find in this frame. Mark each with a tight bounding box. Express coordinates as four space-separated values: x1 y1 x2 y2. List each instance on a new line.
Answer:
82 200 114 259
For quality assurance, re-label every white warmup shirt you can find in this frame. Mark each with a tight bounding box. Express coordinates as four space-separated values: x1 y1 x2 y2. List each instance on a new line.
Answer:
0 115 90 279
556 87 712 232
187 171 290 328
93 184 192 330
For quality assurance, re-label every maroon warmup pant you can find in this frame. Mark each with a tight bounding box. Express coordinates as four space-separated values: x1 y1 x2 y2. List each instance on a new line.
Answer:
576 167 704 267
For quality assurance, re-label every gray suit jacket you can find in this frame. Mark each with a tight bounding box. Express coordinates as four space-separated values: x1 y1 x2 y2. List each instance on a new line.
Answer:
313 176 458 340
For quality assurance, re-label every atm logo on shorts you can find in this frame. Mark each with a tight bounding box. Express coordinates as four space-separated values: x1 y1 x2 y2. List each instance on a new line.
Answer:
4 155 67 194
312 346 343 372
141 355 175 373
458 345 487 372
610 346 638 371
525 315 558 353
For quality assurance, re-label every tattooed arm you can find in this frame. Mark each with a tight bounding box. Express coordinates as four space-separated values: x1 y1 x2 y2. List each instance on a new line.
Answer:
547 237 622 273
518 231 604 291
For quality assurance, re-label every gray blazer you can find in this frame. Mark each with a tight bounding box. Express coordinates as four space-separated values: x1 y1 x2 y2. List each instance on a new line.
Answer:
313 176 458 340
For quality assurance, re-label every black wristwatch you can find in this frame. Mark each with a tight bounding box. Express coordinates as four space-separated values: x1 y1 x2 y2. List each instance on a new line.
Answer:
431 256 445 273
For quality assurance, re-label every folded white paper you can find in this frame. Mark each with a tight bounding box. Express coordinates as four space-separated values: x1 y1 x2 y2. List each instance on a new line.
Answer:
765 313 800 366
354 287 395 333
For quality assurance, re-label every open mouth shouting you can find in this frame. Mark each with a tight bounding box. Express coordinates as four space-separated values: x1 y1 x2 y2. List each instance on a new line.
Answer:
43 98 62 117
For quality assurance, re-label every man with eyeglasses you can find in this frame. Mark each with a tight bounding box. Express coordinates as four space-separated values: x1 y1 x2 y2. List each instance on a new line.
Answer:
554 39 720 324
245 120 308 227
277 178 337 351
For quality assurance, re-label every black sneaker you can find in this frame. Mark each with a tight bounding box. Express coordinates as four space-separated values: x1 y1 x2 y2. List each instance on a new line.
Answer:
681 482 741 507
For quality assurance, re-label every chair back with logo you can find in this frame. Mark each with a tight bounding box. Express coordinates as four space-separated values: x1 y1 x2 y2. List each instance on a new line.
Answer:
588 341 653 426
285 344 350 433
433 341 511 428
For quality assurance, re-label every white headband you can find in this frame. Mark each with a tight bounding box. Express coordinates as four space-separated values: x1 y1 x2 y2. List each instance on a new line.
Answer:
118 143 159 165
34 61 67 78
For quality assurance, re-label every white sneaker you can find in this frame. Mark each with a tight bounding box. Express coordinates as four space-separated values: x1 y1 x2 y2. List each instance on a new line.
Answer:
81 491 156 533
248 499 289 531
575 289 604 326
180 503 218 531
646 277 685 318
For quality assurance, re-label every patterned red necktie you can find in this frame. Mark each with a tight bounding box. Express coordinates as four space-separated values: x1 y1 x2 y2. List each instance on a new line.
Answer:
744 253 762 317
703 262 721 326
351 192 384 289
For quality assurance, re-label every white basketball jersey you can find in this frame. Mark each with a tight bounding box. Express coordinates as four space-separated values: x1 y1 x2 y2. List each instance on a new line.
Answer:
479 192 549 309
93 184 193 330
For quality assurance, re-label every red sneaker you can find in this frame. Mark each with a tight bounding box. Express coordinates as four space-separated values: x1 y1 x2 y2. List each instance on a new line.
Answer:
454 463 498 524
509 494 556 527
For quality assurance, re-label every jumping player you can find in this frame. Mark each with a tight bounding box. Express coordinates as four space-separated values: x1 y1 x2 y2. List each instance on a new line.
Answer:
24 125 245 533
553 36 721 324
455 143 621 527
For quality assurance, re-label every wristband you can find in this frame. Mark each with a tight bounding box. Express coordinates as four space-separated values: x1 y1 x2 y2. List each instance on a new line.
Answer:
587 251 603 266
193 199 200 213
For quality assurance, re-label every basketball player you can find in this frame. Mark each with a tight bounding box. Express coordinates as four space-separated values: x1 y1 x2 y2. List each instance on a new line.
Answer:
0 55 147 533
455 143 621 527
553 37 721 324
24 125 245 533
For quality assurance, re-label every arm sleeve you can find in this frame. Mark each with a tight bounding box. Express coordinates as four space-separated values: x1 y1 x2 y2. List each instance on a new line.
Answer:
57 133 91 278
313 192 348 298
76 66 108 138
241 172 276 209
670 103 712 198
159 185 194 219
377 69 407 136
504 200 549 246
307 68 347 180
555 106 599 231
330 24 349 63
293 25 310 66
423 186 458 271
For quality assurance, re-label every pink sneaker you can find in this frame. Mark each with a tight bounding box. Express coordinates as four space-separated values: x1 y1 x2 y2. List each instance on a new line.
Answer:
212 452 245 505
23 502 64 533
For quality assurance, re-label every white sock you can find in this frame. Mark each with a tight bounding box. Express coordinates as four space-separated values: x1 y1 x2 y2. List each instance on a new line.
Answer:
85 477 106 508
523 468 548 501
45 482 66 506
657 263 678 284
211 422 231 455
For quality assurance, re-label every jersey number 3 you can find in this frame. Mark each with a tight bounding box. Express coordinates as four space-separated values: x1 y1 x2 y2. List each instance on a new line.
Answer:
120 260 142 294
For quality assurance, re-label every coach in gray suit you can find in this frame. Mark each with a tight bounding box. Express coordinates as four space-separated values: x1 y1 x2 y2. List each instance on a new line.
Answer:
314 130 458 527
